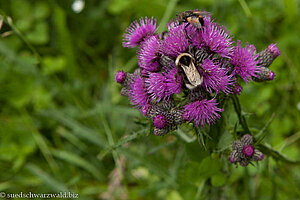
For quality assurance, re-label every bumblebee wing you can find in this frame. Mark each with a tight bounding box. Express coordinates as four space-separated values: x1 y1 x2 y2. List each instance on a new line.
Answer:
193 11 212 16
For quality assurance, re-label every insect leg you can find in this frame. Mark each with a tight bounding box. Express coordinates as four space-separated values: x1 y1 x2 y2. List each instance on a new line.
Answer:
184 23 193 44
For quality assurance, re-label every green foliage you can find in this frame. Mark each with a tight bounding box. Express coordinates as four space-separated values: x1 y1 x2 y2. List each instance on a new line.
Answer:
0 0 299 199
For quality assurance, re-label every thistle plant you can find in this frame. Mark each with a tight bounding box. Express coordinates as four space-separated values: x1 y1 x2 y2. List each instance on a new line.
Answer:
115 10 280 167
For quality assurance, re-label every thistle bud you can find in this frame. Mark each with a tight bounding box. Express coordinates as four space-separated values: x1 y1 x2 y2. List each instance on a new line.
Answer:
256 43 280 68
229 134 264 167
254 67 276 82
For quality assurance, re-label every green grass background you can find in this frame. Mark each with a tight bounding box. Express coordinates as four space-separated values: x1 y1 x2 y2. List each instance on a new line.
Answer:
0 0 299 199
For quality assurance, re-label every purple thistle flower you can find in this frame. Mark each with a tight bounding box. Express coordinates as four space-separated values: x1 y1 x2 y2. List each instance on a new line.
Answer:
243 144 255 157
167 20 180 32
137 35 161 72
146 67 182 102
267 43 280 58
200 58 235 94
191 22 233 58
117 11 280 136
269 71 276 80
146 72 168 102
163 67 182 95
115 71 126 84
230 40 261 83
141 104 151 116
128 76 149 109
123 17 158 48
153 115 167 129
160 25 189 58
183 98 224 127
232 83 243 95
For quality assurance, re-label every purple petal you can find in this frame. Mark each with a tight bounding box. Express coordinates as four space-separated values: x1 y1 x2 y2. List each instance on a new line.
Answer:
230 40 261 83
146 67 182 102
137 35 161 72
183 98 224 127
160 24 189 58
128 76 149 109
123 17 158 48
192 22 233 58
200 58 235 94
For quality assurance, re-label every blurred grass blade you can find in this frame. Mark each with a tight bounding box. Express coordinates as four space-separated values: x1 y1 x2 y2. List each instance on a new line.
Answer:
40 110 107 147
57 126 88 152
53 4 78 77
123 149 176 187
51 149 104 181
21 114 59 173
26 163 68 192
0 182 12 191
80 103 139 118
32 132 58 173
169 147 185 181
148 140 176 154
238 0 252 17
158 0 179 32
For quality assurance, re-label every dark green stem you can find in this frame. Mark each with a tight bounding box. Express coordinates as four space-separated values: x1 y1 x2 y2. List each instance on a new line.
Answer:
231 94 251 134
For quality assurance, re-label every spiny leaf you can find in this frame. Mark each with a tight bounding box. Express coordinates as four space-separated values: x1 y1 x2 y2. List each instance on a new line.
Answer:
255 113 275 145
195 127 207 150
97 129 147 160
258 143 300 164
217 130 234 152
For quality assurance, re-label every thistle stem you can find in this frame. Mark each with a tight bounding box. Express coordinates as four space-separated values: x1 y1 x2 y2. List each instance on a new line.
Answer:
231 94 251 134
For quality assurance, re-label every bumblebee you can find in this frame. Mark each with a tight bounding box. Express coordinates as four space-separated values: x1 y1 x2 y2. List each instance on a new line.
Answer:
177 10 210 29
175 53 203 90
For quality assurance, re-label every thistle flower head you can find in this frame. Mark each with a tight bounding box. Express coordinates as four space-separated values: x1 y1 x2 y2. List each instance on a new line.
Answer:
123 17 158 48
128 76 149 109
115 71 126 84
183 98 224 127
137 35 161 72
191 22 233 58
232 83 243 95
230 40 261 83
146 67 182 102
160 24 189 58
117 10 279 138
200 58 235 94
153 114 167 129
243 145 254 157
